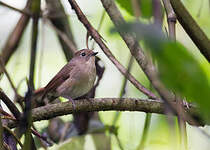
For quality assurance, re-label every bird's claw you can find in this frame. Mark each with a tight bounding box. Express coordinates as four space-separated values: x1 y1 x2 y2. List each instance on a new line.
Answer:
68 97 76 111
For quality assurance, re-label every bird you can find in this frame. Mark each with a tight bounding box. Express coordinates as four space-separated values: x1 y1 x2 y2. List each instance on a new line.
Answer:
33 49 98 108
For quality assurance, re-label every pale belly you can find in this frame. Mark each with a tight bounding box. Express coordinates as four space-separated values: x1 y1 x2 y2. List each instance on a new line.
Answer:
55 66 96 99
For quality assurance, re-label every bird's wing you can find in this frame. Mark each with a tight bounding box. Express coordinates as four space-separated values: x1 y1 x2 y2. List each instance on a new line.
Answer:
43 63 74 96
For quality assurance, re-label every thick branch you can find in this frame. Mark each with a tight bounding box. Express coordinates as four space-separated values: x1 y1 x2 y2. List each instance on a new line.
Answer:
6 98 203 128
169 0 210 62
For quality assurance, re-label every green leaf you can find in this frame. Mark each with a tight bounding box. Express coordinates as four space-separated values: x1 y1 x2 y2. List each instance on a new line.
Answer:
140 0 153 18
115 0 152 18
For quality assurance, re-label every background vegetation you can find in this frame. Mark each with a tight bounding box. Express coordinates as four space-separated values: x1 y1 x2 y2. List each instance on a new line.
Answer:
0 0 209 150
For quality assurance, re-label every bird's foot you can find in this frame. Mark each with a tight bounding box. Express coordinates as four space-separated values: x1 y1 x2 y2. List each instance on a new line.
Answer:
68 97 76 111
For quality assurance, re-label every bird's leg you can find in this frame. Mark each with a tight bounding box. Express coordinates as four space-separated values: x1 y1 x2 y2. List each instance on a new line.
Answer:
66 96 76 110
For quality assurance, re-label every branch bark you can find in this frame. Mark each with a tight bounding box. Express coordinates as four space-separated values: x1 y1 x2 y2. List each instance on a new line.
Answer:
5 98 204 128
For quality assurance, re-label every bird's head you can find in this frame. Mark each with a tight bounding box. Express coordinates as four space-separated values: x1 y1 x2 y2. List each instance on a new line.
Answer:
73 49 98 65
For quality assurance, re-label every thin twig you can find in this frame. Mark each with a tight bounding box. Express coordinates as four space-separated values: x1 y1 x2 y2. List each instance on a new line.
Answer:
162 1 188 149
0 1 32 16
137 113 151 150
196 0 204 18
114 134 124 150
31 129 53 146
3 126 23 148
0 89 21 120
153 0 163 25
1 116 16 121
131 0 141 18
162 0 176 40
67 0 157 100
169 0 210 62
0 57 19 97
91 10 106 49
3 142 11 150
0 108 14 118
29 16 39 90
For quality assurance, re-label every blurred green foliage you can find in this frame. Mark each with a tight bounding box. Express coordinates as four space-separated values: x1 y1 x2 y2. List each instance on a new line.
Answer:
1 0 210 150
116 0 152 18
112 22 210 120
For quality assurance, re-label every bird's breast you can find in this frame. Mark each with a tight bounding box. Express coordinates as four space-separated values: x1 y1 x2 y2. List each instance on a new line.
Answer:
56 63 96 99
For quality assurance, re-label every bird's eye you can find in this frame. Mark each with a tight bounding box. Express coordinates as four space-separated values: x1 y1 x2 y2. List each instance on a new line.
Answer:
81 52 86 56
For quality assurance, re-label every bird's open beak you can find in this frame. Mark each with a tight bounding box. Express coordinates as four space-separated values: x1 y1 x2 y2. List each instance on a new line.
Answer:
91 52 98 56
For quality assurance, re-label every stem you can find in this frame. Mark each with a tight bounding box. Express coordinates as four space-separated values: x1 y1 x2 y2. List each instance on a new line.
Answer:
91 10 106 49
162 0 176 40
137 113 151 150
170 0 210 62
0 58 19 97
114 134 124 150
112 55 134 125
29 16 39 90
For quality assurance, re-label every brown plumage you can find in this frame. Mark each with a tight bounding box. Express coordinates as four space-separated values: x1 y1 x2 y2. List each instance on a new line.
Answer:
34 49 97 107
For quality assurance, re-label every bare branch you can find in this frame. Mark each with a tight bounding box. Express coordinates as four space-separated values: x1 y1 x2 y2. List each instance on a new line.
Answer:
162 0 176 40
5 98 203 129
0 89 21 120
0 1 32 16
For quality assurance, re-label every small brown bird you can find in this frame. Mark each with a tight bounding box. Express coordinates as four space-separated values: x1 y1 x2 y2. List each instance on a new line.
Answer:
34 49 97 108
